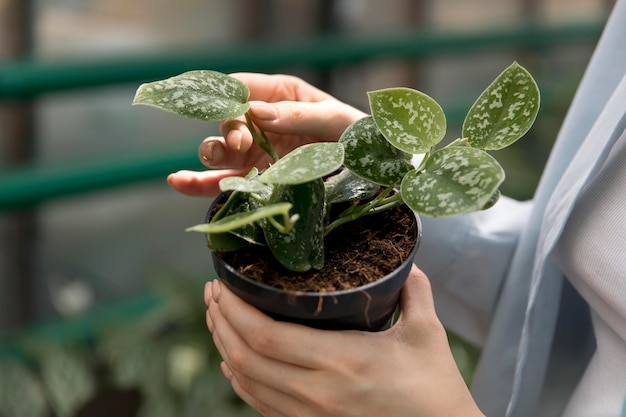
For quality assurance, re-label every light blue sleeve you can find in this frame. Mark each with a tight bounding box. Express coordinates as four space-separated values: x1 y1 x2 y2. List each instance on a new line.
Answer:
414 196 533 347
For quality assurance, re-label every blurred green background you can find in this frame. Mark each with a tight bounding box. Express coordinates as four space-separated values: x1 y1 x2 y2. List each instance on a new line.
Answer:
0 0 613 415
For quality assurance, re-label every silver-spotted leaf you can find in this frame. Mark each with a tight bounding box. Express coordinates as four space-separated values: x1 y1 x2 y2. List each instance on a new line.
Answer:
0 361 48 417
463 62 540 150
187 202 292 235
400 147 505 217
258 142 344 185
263 180 325 272
132 70 250 121
340 116 413 186
207 193 270 250
368 88 446 154
324 169 380 204
219 175 272 194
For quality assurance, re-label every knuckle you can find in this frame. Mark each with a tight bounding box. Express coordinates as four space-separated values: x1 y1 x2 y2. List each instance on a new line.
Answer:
234 373 255 396
247 327 278 354
227 346 250 372
315 392 346 417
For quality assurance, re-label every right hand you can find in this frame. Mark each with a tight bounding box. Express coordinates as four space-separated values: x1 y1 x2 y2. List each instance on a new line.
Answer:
168 73 366 197
204 265 485 417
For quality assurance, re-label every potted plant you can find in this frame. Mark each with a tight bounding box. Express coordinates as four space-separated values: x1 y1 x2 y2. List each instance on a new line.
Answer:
132 62 539 331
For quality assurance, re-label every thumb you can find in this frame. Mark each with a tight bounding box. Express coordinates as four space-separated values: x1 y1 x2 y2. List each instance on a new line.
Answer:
248 100 366 141
393 264 441 336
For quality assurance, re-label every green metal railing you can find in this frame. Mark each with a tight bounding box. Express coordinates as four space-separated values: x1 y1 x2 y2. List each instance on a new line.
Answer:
0 19 605 211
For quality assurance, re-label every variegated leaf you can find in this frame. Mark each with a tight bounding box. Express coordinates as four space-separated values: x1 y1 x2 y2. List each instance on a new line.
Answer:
340 116 413 186
324 169 380 204
401 147 504 217
132 70 250 121
258 142 344 185
219 174 272 194
0 360 48 417
263 180 325 272
207 194 268 250
368 87 446 154
187 203 293 234
463 62 540 150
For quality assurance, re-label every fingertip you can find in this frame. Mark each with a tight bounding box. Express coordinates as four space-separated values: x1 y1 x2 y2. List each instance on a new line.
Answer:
211 280 222 302
199 138 226 167
248 101 278 122
225 129 243 152
206 309 214 333
204 281 213 306
166 169 225 197
220 361 233 380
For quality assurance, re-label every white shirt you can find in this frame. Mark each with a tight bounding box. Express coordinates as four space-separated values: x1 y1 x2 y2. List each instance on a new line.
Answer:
414 0 626 414
554 128 626 416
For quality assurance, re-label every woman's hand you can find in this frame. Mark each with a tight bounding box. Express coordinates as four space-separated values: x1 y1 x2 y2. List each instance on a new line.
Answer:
204 265 485 417
168 73 366 197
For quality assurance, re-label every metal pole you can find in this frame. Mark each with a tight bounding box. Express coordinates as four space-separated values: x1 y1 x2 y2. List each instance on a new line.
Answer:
0 0 36 334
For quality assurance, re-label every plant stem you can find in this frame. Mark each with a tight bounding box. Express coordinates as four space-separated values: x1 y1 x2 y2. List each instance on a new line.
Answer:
324 190 404 236
446 137 469 148
245 112 279 163
213 191 240 221
267 213 299 234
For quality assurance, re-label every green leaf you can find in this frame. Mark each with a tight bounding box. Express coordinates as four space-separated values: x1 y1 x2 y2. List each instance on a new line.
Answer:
400 147 505 217
218 173 272 194
206 230 250 252
0 360 48 417
324 168 380 204
213 193 268 248
368 87 446 154
258 142 344 185
263 180 325 272
340 116 413 186
132 70 250 121
463 62 540 150
39 347 96 417
187 203 293 234
481 188 501 210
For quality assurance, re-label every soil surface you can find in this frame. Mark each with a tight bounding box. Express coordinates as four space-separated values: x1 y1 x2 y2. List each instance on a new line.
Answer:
219 205 416 292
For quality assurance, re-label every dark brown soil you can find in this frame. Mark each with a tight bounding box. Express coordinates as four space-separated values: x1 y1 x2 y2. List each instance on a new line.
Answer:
219 206 416 292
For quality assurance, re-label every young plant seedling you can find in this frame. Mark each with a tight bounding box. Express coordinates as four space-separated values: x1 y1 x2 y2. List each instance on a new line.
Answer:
133 62 539 272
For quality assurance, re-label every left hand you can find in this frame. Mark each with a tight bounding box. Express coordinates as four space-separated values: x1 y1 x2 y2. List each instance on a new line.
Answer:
167 73 365 198
204 265 484 417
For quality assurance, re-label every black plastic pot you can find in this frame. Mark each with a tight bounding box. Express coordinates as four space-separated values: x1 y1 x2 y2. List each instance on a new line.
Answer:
207 194 422 332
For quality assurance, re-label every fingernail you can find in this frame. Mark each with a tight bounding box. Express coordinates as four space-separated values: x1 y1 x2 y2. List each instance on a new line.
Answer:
212 280 222 302
226 129 243 152
199 139 225 165
249 102 277 121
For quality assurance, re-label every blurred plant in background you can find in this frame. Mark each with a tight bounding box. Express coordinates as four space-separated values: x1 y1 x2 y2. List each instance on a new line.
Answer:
0 274 260 417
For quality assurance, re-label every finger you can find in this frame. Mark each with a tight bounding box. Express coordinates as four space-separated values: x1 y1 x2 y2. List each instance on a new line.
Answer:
211 280 336 369
167 169 248 197
206 308 214 333
227 370 304 417
204 281 212 306
221 362 308 417
218 119 254 154
198 136 259 169
248 100 365 142
229 73 333 102
208 292 315 400
392 264 444 340
205 282 215 332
